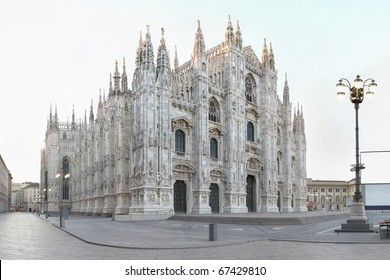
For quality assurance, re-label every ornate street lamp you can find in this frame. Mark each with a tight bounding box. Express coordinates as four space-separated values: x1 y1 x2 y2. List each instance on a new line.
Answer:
336 75 377 232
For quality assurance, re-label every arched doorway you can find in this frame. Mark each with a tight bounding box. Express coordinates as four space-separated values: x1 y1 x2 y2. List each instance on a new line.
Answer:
174 180 187 213
209 183 219 213
277 191 281 211
246 175 256 212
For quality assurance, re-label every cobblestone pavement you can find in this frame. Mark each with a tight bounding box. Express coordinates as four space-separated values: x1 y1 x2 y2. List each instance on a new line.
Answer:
1 212 390 260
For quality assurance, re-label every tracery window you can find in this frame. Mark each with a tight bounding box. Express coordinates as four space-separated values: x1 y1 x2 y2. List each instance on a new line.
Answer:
209 98 220 123
245 76 256 103
175 129 185 154
210 138 218 159
247 121 254 142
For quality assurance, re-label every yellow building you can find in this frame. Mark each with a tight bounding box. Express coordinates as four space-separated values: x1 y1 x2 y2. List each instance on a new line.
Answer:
306 178 355 211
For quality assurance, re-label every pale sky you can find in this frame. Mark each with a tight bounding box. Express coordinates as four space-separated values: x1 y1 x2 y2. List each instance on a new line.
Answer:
1 0 390 184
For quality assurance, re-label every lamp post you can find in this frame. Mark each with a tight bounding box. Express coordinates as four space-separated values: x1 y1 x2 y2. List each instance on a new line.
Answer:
56 172 70 227
335 75 377 232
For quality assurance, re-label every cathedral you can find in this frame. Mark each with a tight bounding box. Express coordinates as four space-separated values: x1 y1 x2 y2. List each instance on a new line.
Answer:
40 17 307 220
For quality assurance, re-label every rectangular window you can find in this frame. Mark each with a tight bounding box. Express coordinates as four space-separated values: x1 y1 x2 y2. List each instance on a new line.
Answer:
328 188 332 192
336 188 340 193
343 188 347 193
321 188 325 193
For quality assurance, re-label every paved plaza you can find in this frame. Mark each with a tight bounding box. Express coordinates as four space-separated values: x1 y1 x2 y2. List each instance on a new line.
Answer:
0 211 390 260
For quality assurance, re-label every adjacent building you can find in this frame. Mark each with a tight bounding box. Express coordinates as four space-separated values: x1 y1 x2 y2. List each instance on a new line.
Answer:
306 178 355 211
0 154 12 212
40 18 307 220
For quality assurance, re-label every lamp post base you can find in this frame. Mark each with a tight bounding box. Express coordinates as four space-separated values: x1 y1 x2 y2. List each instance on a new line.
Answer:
335 202 374 232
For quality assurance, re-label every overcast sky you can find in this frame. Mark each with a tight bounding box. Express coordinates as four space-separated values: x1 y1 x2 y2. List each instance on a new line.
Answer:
1 0 390 184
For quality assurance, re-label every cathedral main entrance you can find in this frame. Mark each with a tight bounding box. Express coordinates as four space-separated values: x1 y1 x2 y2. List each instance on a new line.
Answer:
209 183 219 213
246 175 256 212
174 180 187 213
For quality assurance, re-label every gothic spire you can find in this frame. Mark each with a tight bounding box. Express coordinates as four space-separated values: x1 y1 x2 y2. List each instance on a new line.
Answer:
113 60 121 94
283 73 290 104
157 27 170 76
89 100 94 124
269 42 275 70
135 31 143 71
54 104 58 124
234 20 242 50
193 20 205 62
84 109 87 130
225 15 234 46
261 38 268 67
49 103 53 125
109 73 113 95
174 45 179 70
98 89 102 107
121 57 128 92
142 25 155 70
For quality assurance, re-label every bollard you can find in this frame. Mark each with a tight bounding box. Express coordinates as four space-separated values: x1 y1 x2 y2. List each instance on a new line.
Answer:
209 223 217 241
59 207 65 228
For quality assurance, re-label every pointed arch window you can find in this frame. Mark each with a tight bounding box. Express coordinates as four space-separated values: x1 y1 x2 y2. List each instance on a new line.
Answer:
245 76 256 103
247 121 254 142
209 98 220 123
175 129 185 154
210 138 218 159
62 157 70 200
277 128 281 146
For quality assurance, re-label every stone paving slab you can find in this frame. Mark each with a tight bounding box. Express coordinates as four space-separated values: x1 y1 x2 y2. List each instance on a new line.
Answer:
40 210 390 249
